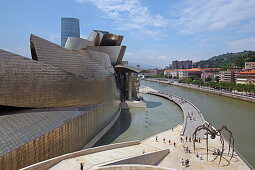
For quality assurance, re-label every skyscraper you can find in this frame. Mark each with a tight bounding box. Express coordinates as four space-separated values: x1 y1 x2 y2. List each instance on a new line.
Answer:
61 17 80 47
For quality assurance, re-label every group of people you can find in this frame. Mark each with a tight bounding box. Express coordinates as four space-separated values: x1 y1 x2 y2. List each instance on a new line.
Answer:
213 148 221 155
183 146 191 153
155 136 176 147
181 159 190 167
187 112 196 121
180 136 192 143
179 99 187 105
196 152 203 160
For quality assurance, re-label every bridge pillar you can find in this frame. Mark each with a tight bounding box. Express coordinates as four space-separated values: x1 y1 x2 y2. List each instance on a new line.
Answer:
128 72 132 100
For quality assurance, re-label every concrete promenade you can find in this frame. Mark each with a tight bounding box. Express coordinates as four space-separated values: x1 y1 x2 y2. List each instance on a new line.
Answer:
140 86 205 138
146 78 255 103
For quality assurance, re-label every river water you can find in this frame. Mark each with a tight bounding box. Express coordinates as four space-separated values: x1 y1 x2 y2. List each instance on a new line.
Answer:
141 80 255 167
95 93 183 145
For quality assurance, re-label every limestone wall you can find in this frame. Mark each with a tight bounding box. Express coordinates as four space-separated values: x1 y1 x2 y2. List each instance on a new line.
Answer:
23 141 140 170
94 164 174 170
102 149 170 167
0 102 119 170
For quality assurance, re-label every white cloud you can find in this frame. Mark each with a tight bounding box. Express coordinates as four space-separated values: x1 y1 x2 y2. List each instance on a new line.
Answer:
76 0 168 31
173 0 255 34
48 33 60 44
6 47 31 58
226 37 255 52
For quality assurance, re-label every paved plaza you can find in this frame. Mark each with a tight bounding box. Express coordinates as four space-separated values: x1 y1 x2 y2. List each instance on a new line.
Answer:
50 125 249 170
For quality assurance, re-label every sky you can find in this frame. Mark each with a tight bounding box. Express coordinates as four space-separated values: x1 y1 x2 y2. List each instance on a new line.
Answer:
1 0 255 68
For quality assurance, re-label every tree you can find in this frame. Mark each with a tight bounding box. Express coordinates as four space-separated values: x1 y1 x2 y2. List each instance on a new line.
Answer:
205 77 212 82
215 76 220 82
189 75 198 80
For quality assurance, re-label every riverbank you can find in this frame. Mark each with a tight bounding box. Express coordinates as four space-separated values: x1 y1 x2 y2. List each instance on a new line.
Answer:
145 78 255 103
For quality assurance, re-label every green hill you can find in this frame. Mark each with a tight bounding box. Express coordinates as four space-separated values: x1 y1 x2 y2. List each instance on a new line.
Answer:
196 50 255 69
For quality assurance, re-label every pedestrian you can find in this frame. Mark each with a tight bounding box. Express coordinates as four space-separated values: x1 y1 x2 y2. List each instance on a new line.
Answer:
186 159 189 166
80 163 84 170
168 139 171 144
198 138 200 143
174 142 176 147
186 137 187 142
180 137 183 142
189 137 191 142
181 159 184 166
196 152 199 158
155 136 158 141
163 137 165 143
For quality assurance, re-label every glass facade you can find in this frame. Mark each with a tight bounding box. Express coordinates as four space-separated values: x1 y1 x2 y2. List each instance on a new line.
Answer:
61 17 80 47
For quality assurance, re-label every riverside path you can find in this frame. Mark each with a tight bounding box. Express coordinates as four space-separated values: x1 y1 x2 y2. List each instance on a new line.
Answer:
139 86 205 138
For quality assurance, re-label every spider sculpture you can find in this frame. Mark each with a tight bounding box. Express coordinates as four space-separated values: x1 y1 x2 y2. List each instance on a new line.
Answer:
192 123 234 165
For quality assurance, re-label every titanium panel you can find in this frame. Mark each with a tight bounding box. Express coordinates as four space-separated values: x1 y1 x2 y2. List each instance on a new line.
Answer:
88 30 123 46
88 31 100 46
30 34 110 79
0 49 118 108
115 64 144 73
65 37 94 50
74 49 115 73
86 46 126 66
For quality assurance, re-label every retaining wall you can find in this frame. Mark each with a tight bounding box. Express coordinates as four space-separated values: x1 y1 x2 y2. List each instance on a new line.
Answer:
22 140 140 170
102 149 170 167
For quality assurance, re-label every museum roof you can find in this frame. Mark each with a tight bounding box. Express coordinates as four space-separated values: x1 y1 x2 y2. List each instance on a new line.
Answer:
0 105 97 156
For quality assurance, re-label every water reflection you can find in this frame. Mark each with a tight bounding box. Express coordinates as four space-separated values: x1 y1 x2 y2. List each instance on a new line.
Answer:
145 101 162 108
94 109 132 146
95 94 183 146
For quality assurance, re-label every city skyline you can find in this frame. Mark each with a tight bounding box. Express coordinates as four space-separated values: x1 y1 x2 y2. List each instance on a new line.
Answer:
1 0 255 67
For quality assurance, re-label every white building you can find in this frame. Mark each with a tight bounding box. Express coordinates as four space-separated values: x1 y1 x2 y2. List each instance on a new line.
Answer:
245 62 255 70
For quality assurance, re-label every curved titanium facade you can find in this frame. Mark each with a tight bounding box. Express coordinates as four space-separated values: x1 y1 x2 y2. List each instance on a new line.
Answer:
31 34 111 79
65 37 94 50
61 17 80 47
0 49 118 108
88 30 123 46
75 49 115 73
86 46 126 66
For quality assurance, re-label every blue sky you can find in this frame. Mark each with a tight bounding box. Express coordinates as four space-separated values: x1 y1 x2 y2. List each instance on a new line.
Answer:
1 0 255 68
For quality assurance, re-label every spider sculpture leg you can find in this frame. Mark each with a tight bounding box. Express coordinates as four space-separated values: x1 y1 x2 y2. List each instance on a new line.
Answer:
193 132 196 153
218 134 225 165
193 124 213 162
230 136 234 161
217 125 235 162
193 124 205 153
206 131 209 161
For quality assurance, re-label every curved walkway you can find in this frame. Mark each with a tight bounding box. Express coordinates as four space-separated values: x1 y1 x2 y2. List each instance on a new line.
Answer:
140 86 205 138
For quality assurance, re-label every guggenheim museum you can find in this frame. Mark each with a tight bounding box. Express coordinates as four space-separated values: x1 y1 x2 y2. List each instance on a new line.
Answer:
0 17 143 170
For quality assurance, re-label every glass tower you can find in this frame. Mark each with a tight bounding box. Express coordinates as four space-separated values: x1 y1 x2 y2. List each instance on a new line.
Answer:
61 17 80 47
